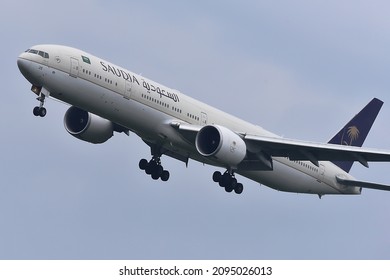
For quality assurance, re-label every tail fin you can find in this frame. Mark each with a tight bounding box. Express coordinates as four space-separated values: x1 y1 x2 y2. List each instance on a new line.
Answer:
328 98 383 173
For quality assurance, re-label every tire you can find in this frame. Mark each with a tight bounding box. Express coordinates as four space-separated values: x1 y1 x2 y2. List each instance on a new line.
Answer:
145 163 153 175
230 177 237 189
161 170 170 181
33 106 40 116
234 183 243 194
212 171 222 182
151 172 160 180
155 165 163 177
139 159 148 170
221 173 231 187
38 107 47 117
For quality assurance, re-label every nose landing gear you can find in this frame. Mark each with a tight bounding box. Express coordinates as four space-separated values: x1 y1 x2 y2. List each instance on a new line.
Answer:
31 85 47 117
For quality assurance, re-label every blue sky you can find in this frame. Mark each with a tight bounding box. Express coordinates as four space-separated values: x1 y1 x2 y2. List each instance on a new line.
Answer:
1 0 390 259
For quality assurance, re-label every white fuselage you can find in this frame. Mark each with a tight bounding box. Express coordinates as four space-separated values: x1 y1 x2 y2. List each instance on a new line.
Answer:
17 45 360 196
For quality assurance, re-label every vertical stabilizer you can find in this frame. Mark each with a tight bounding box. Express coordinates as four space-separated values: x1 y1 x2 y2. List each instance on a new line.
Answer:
328 98 383 173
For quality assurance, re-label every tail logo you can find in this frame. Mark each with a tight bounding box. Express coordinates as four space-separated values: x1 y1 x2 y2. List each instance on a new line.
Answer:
341 126 360 145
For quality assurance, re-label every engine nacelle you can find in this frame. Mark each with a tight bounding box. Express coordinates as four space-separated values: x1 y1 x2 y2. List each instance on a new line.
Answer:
64 106 114 144
195 125 246 167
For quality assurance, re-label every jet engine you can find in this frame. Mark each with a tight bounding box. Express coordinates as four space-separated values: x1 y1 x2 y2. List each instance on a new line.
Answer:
64 106 114 144
195 125 246 167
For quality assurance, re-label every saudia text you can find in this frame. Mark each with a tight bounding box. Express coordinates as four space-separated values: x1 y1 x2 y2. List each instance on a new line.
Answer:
100 61 179 102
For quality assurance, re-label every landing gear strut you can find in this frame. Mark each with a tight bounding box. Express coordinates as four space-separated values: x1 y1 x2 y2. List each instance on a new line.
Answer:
212 170 244 194
32 85 47 117
139 157 170 181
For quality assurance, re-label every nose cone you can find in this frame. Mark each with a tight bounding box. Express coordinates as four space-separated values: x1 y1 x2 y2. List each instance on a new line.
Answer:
17 53 42 86
17 55 31 77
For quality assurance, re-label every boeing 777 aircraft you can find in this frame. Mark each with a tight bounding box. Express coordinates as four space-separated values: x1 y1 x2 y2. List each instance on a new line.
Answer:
17 45 390 197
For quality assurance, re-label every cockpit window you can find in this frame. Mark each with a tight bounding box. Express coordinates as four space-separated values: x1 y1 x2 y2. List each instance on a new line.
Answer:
26 49 49 58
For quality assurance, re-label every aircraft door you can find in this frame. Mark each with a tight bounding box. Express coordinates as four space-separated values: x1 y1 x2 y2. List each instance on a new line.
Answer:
70 58 79 77
319 163 325 182
201 112 208 125
124 81 132 99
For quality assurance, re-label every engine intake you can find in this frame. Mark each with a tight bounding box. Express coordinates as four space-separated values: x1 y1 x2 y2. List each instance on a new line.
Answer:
195 125 246 167
64 106 114 144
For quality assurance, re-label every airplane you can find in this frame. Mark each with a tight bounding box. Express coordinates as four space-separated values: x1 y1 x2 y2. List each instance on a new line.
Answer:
17 44 390 198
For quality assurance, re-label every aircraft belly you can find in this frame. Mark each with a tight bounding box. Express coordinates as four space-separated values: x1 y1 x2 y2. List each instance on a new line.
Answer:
240 160 342 195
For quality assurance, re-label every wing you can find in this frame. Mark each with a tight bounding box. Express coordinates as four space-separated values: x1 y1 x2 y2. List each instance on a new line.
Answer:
171 121 390 169
243 134 390 168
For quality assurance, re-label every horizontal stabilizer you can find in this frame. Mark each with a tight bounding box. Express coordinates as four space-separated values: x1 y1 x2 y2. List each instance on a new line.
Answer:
336 175 390 191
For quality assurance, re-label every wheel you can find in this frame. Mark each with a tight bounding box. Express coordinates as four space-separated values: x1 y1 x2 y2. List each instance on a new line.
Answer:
139 159 148 170
230 177 237 188
161 170 170 181
38 107 47 117
151 172 160 180
151 163 164 179
145 162 154 175
234 183 244 194
33 106 40 116
225 185 234 193
221 173 231 187
155 165 163 177
212 171 222 182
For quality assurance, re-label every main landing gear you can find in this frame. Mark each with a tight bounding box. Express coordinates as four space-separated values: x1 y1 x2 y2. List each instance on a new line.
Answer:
31 85 47 117
212 170 244 194
139 157 170 181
